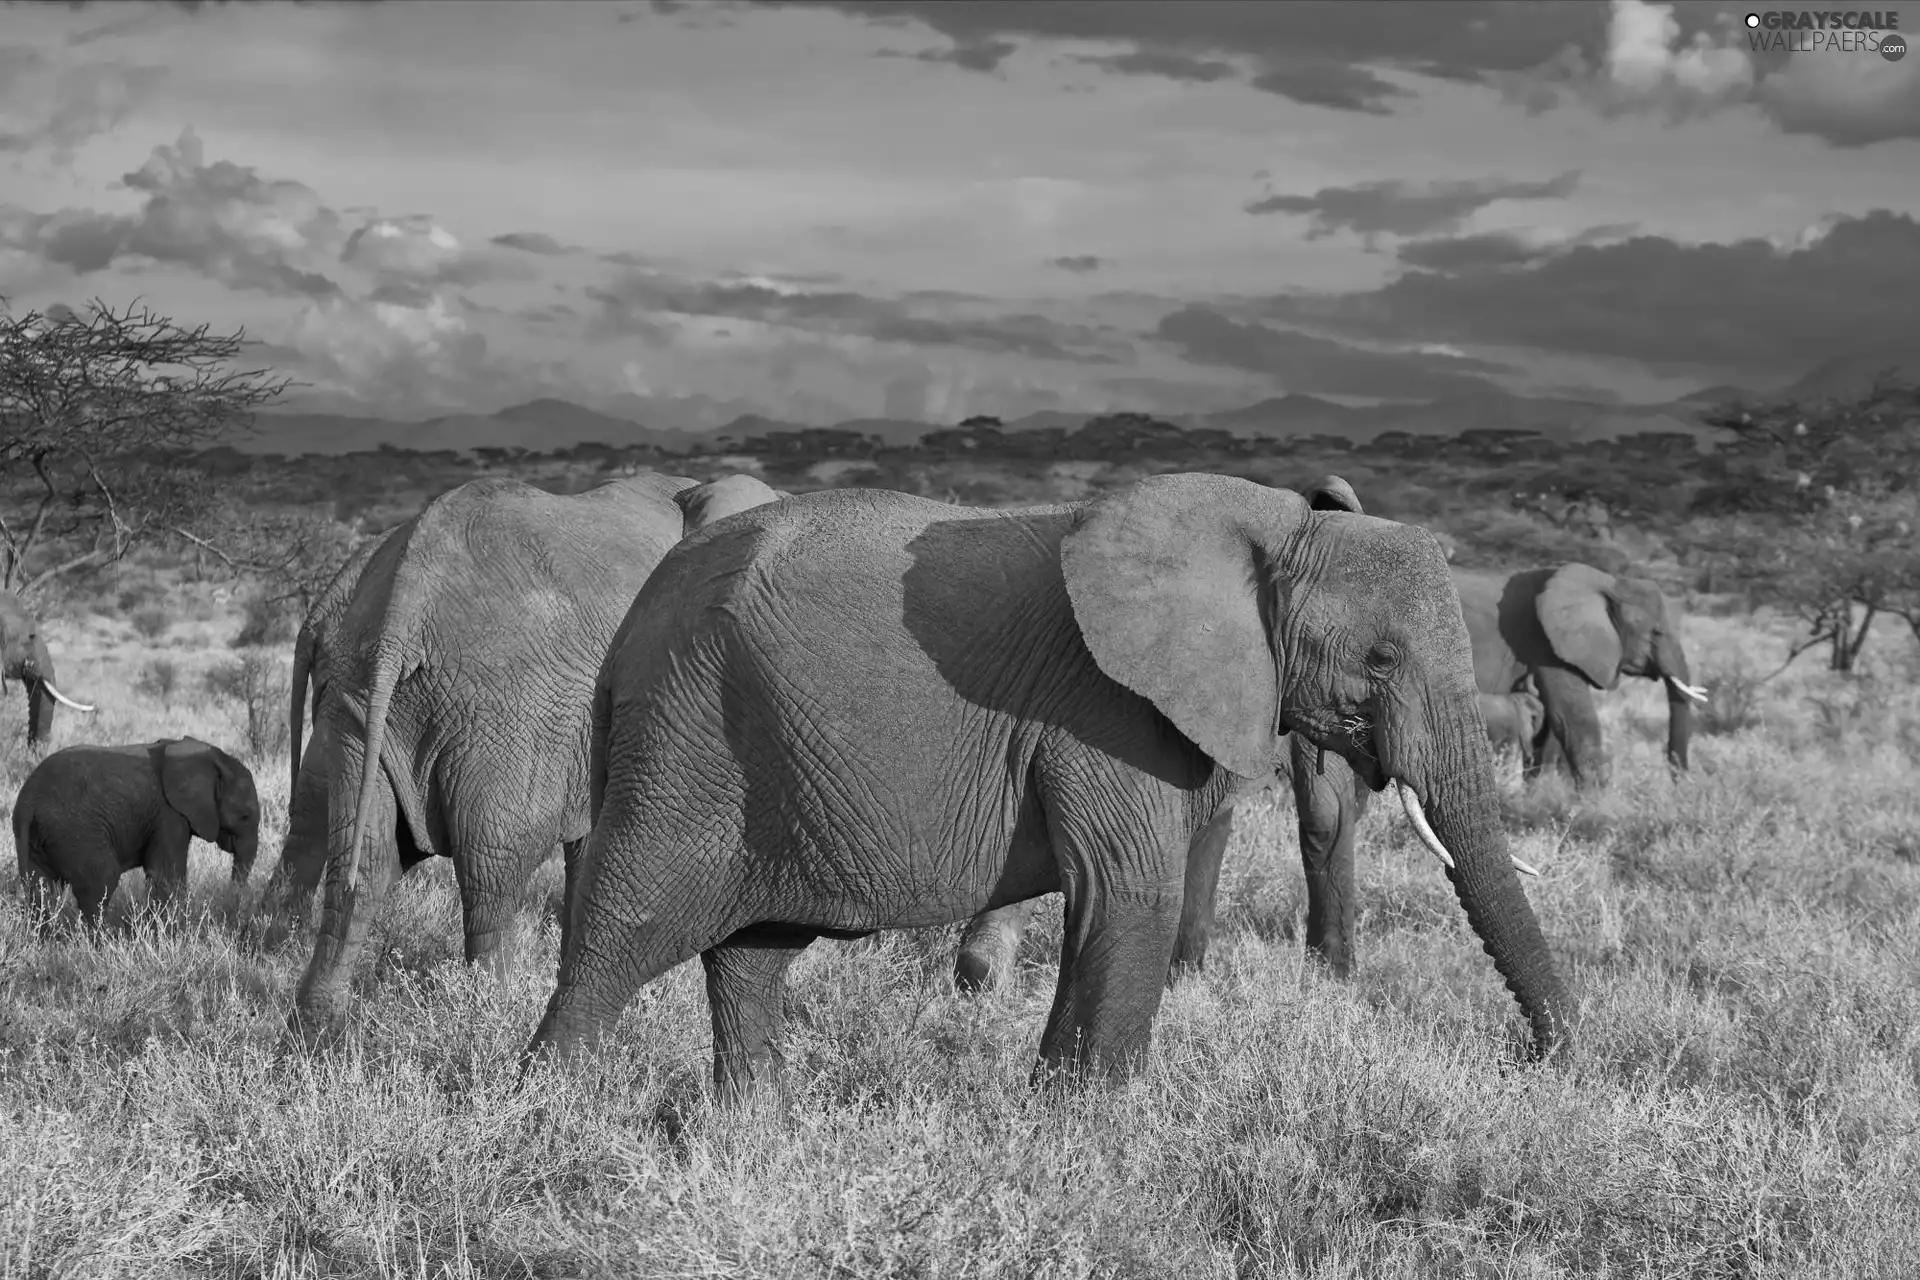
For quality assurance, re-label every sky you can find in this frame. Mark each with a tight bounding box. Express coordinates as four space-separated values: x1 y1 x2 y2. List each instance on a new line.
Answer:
1 0 1917 429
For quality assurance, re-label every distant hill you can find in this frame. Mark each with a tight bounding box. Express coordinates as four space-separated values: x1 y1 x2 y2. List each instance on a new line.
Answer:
1775 350 1920 402
227 374 1803 460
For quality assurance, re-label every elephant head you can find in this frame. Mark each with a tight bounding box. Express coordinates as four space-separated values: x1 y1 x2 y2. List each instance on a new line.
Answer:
1062 475 1572 1058
1533 564 1706 771
0 590 94 746
675 475 790 536
162 737 261 882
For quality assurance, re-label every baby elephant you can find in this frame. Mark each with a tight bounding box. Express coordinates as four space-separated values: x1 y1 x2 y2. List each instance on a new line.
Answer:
1479 689 1546 761
14 737 260 933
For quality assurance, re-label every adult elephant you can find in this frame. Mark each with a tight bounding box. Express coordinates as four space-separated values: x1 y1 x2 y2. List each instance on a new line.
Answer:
1458 564 1706 790
0 590 96 748
284 471 778 1040
525 473 1573 1098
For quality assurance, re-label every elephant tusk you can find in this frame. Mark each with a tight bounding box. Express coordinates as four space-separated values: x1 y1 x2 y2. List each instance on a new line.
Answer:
41 680 95 712
1395 781 1455 870
1510 855 1542 877
1668 678 1710 704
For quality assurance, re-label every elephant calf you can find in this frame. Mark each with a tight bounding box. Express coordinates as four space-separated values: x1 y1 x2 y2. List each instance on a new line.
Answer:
13 737 259 933
1479 689 1545 761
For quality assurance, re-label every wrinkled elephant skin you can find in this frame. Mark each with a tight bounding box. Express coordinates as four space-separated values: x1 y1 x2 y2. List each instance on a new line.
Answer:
525 473 1574 1101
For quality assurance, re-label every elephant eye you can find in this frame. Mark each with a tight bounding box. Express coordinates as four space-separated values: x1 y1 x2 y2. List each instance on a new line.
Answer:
1366 641 1401 672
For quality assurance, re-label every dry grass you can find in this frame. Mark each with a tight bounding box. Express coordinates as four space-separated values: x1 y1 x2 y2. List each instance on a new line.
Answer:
2 576 1918 1278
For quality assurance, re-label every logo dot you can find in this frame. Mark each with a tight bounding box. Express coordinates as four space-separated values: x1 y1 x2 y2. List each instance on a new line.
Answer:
1881 33 1908 61
1745 12 1760 26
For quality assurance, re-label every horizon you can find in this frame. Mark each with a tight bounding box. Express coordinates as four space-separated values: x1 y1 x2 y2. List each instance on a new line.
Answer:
3 0 1917 432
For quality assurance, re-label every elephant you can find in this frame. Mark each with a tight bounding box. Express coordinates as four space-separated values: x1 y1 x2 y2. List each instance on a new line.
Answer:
281 471 800 1041
675 474 791 533
13 737 259 933
1479 687 1545 760
1456 564 1706 789
0 590 95 748
958 561 1699 990
523 472 1574 1101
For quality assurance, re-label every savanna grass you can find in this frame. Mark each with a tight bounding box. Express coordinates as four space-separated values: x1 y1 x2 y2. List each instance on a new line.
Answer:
1 587 1916 1277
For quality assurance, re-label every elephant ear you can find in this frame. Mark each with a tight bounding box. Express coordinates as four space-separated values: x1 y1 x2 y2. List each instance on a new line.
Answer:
1305 474 1363 514
675 474 785 535
160 737 221 842
1061 473 1305 777
1536 563 1623 691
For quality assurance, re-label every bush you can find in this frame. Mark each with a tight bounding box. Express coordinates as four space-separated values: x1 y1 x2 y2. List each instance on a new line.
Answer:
1696 665 1763 736
134 659 180 704
232 593 297 649
130 607 171 640
203 651 289 760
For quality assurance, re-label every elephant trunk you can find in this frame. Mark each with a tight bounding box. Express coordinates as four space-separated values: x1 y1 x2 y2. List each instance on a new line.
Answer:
1655 631 1697 773
229 830 259 884
1387 704 1574 1060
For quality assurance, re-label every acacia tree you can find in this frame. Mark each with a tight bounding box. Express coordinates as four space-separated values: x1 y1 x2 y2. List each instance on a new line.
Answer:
1685 377 1920 673
0 296 294 593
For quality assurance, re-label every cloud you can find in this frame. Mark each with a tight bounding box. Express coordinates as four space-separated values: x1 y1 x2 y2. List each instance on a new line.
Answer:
0 128 345 296
1070 48 1238 84
490 230 576 256
0 45 166 165
340 214 531 290
587 268 1127 364
759 0 1612 113
284 292 532 419
1394 222 1641 273
1246 172 1581 245
1507 0 1919 148
1153 306 1514 399
1049 254 1107 274
1260 210 1920 374
903 36 1018 72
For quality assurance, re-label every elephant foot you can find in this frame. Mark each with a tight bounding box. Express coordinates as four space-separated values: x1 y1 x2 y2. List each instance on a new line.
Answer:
952 946 1011 994
284 992 352 1052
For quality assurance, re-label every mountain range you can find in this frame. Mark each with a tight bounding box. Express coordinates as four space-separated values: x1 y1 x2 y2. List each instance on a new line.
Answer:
222 352 1920 460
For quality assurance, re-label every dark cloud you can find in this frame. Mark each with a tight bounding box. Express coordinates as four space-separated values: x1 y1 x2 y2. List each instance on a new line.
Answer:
368 280 436 308
752 0 1622 114
906 36 1018 72
1247 172 1582 244
0 128 344 296
0 45 167 164
1155 306 1514 399
588 269 1126 363
1071 48 1237 84
1394 222 1640 273
490 231 574 256
1049 255 1107 274
1260 210 1920 373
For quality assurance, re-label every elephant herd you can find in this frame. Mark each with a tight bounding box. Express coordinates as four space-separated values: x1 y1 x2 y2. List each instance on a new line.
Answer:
10 467 1707 1098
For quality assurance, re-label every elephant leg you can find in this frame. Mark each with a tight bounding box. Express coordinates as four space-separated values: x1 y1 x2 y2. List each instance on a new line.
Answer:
447 836 528 981
19 866 67 937
1533 667 1608 789
557 836 587 974
1167 795 1240 981
1030 792 1186 1086
1293 737 1370 978
952 899 1040 993
71 871 118 935
289 791 403 1042
702 923 815 1106
142 832 191 923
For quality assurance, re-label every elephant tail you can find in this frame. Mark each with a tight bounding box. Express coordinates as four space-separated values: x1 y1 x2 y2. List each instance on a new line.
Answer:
342 537 430 896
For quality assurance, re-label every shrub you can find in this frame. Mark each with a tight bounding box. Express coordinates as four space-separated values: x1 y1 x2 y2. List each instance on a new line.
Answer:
135 659 180 704
1696 663 1763 737
130 607 171 641
203 651 289 760
232 593 297 649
